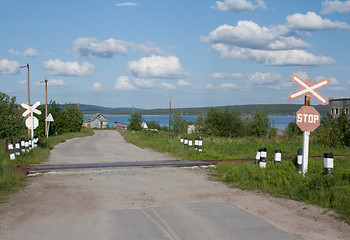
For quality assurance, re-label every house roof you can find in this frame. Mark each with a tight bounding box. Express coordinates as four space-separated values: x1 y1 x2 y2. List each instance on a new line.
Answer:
84 113 109 123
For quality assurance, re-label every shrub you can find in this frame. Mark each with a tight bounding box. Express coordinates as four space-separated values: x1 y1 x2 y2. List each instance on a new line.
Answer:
128 113 143 131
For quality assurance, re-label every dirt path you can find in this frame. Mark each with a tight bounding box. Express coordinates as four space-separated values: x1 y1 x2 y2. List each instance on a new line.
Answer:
0 130 349 239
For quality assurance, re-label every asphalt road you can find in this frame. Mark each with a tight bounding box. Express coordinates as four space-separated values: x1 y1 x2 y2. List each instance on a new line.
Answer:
0 130 298 240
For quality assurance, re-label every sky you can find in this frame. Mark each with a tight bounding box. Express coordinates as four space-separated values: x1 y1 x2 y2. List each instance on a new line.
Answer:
0 0 349 109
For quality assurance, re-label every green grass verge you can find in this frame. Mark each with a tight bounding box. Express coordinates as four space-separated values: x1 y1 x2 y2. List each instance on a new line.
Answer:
120 130 350 224
0 128 94 200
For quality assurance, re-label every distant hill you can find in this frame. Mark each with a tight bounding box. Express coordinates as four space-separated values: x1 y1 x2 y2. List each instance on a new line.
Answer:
63 103 329 116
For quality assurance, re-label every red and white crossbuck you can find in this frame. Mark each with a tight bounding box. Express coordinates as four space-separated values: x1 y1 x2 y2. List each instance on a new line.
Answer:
288 75 330 105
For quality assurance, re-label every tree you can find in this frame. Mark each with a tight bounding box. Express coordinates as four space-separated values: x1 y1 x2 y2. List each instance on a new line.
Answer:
205 107 245 137
128 113 143 131
36 101 83 136
285 120 303 139
0 92 26 139
170 111 187 134
248 108 270 137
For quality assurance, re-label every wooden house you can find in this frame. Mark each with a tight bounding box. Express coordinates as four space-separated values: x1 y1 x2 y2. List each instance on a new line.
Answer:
83 113 109 128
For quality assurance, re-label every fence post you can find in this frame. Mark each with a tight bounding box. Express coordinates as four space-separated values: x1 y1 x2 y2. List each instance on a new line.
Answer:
324 152 334 174
194 138 198 150
15 141 20 156
8 142 16 160
297 148 303 173
274 150 281 163
198 137 202 152
255 149 261 165
21 137 25 153
188 138 193 147
259 148 267 168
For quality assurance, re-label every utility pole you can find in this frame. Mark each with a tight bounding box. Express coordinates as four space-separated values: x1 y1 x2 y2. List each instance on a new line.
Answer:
40 79 48 137
20 63 30 105
20 63 30 136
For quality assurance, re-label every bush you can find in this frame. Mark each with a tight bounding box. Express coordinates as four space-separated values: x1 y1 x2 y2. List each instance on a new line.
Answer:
128 113 143 131
313 111 350 148
248 108 271 137
0 92 26 139
170 111 187 134
205 107 245 137
35 101 83 136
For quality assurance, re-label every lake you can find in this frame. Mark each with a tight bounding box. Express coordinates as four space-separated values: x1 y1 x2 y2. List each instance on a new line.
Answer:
84 115 295 130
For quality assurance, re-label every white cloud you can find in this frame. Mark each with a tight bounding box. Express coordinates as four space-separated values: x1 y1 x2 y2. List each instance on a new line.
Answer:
315 75 346 90
247 72 292 89
34 79 68 87
211 43 335 66
8 49 21 56
128 55 186 78
74 37 128 58
133 78 157 88
293 71 309 80
195 83 214 90
201 21 309 50
18 80 26 85
8 48 39 57
177 80 191 86
161 82 176 90
0 59 20 74
23 47 39 57
114 76 135 90
129 41 168 56
89 82 103 91
213 0 266 12
287 12 350 31
209 72 243 79
219 83 239 89
74 37 167 58
321 0 350 15
116 2 137 7
43 59 95 76
50 79 68 86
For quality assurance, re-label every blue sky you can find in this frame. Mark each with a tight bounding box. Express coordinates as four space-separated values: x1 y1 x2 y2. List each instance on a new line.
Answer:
0 0 349 109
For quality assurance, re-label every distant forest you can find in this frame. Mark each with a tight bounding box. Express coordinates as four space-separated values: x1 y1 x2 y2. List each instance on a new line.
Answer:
67 103 329 116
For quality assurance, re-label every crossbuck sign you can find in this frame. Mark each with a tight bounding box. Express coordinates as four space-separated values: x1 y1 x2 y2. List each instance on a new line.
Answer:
288 75 330 105
21 101 41 147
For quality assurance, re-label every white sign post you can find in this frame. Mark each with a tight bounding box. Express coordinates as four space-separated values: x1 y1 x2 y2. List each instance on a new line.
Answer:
21 101 41 148
45 113 54 138
288 75 329 175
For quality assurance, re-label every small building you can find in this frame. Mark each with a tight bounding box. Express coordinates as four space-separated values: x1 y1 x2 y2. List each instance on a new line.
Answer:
141 122 148 129
329 97 350 118
115 122 129 130
83 113 109 128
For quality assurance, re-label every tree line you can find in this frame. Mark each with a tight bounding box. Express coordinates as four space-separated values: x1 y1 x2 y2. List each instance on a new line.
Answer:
129 106 350 148
128 107 275 138
0 91 83 139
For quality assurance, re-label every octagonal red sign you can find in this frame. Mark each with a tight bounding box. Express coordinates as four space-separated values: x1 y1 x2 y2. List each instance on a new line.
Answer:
296 106 320 132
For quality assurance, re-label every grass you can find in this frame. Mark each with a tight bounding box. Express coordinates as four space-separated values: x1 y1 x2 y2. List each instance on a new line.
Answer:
0 128 94 200
120 130 350 160
121 129 350 224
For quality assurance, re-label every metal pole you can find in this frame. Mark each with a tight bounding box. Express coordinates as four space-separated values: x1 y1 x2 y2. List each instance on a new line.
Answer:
44 80 48 137
302 131 310 175
302 95 311 175
31 111 34 148
40 79 48 137
20 64 30 105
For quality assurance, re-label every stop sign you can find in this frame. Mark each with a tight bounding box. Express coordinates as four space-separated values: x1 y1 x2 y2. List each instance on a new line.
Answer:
296 106 320 132
25 116 39 130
